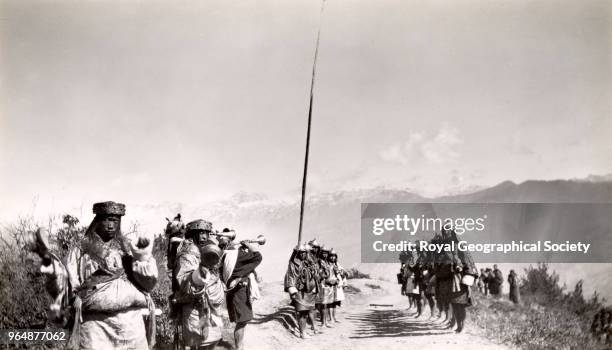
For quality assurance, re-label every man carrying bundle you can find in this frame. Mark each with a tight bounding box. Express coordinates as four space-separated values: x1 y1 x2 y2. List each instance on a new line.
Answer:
284 244 319 338
219 233 263 350
173 219 226 350
36 201 158 350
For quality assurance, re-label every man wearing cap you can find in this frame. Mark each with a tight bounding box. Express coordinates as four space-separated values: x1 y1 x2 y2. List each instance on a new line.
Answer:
284 244 319 338
315 246 336 328
219 235 263 350
40 201 158 350
328 248 345 324
173 219 225 349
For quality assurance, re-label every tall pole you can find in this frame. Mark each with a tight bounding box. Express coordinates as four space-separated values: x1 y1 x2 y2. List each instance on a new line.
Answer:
298 0 326 245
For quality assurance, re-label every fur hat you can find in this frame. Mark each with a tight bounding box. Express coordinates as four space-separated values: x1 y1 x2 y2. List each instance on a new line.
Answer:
186 219 213 232
93 201 126 216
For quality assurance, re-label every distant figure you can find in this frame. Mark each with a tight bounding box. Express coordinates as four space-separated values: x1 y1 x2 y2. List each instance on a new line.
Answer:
315 246 335 328
422 264 437 318
408 262 424 317
489 264 503 297
483 268 493 295
435 261 453 323
328 249 345 324
477 268 487 294
450 263 475 333
507 269 520 304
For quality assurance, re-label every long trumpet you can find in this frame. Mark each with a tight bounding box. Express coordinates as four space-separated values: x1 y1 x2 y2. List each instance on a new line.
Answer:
232 234 266 247
211 229 237 241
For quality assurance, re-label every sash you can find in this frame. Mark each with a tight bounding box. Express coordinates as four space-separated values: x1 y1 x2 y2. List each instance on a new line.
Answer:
221 250 238 286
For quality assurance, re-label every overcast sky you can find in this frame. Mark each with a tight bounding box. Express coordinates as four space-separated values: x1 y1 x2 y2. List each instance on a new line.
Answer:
1 0 611 221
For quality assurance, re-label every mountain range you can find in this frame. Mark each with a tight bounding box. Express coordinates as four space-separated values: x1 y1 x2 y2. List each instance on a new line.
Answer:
126 175 612 301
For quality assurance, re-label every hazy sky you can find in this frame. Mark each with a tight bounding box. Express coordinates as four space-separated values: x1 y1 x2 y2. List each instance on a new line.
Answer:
1 0 611 221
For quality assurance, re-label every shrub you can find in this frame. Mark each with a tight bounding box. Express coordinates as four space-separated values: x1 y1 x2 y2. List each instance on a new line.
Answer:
472 263 607 350
343 284 361 294
345 268 370 280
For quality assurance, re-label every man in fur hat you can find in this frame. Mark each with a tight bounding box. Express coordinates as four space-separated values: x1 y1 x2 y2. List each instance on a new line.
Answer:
40 201 158 350
284 244 319 338
173 219 226 349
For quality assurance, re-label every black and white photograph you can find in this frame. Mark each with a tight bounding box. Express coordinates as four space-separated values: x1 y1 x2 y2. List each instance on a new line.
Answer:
1 0 611 349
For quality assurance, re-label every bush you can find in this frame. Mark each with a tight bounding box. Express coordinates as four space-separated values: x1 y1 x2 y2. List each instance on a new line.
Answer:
0 217 64 330
151 234 174 349
471 263 607 350
345 268 370 280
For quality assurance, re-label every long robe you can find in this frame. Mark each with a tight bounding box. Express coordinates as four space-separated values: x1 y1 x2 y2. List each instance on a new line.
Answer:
174 240 225 348
221 247 262 323
508 272 520 304
284 253 317 311
316 260 335 305
64 233 158 350
331 263 346 304
489 269 503 295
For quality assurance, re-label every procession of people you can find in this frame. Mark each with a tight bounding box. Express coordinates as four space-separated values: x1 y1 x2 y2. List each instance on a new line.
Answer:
35 202 264 350
283 239 347 339
397 229 478 334
397 230 526 336
33 201 534 349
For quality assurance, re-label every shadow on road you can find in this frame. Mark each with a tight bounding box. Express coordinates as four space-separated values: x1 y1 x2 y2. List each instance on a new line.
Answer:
347 308 453 339
251 305 300 333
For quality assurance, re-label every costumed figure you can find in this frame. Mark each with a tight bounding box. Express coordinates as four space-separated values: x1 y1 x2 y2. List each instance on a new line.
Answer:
422 263 437 318
315 246 336 328
36 201 158 350
284 244 319 338
328 248 345 323
219 232 263 350
507 269 520 304
447 228 478 333
489 265 503 297
173 219 225 350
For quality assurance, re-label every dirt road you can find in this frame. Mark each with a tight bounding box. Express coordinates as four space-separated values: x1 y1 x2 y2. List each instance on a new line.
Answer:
241 279 513 350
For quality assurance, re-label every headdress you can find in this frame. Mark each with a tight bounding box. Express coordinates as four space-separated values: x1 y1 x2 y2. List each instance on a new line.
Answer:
294 243 309 252
93 201 126 216
307 238 320 247
186 219 213 232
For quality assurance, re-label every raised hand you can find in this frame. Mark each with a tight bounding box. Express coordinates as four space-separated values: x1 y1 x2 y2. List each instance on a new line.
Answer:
130 232 153 261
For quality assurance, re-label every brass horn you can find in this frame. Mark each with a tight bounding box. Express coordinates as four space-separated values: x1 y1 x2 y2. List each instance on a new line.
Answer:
235 234 266 246
211 229 237 241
